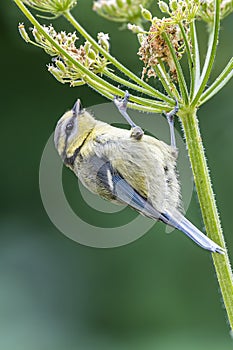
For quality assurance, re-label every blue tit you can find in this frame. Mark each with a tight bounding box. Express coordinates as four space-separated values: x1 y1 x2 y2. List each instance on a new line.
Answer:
54 93 224 254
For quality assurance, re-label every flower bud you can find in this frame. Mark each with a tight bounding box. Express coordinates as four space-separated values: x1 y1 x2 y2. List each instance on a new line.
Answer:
97 32 110 51
169 0 178 11
128 23 143 34
140 6 153 21
87 49 97 60
158 1 170 14
116 0 124 8
137 33 146 45
84 41 92 53
32 27 42 43
48 65 64 83
18 23 30 43
71 80 85 87
55 59 66 73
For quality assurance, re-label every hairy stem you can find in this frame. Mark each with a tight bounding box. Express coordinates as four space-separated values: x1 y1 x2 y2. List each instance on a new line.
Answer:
189 20 200 99
154 59 180 99
200 57 233 105
181 109 233 330
163 31 189 104
191 0 220 106
178 22 193 94
103 69 161 98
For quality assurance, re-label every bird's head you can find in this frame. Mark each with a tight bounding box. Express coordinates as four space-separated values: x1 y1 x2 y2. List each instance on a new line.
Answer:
54 99 96 161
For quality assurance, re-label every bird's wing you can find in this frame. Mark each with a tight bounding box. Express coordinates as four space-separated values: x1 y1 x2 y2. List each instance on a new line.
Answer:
97 157 225 253
93 153 225 254
93 131 168 208
84 153 224 254
93 154 166 222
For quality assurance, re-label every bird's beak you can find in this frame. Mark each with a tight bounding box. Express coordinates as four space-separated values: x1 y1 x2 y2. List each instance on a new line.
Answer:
72 99 82 116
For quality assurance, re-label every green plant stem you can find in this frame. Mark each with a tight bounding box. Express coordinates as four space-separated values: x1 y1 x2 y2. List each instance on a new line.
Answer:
162 31 189 104
181 109 233 330
200 57 233 105
178 22 194 94
64 10 174 105
191 0 220 106
103 69 159 98
189 20 200 99
154 60 180 100
84 76 168 113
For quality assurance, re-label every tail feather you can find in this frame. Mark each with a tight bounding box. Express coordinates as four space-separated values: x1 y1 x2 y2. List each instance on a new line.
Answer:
108 171 224 254
163 210 225 254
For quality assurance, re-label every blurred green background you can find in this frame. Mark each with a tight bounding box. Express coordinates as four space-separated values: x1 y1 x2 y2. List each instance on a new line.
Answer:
1 1 233 349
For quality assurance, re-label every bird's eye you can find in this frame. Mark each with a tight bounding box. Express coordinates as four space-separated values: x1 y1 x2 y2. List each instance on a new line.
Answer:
65 121 74 134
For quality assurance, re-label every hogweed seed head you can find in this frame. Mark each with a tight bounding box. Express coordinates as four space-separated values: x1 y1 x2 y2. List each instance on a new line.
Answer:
128 1 201 81
162 0 201 22
93 0 153 24
21 0 77 18
137 17 186 80
20 24 110 86
198 0 233 23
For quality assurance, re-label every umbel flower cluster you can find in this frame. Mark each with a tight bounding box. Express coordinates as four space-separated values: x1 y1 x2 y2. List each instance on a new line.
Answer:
137 18 185 80
93 0 233 24
18 0 233 84
128 0 201 80
93 0 153 23
198 0 233 22
19 24 110 86
21 0 77 17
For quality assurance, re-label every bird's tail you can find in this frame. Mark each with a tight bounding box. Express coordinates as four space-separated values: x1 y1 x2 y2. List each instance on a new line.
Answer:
161 210 225 254
111 173 224 254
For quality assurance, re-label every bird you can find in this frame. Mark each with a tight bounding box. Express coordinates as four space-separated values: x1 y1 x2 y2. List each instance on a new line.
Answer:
54 92 225 254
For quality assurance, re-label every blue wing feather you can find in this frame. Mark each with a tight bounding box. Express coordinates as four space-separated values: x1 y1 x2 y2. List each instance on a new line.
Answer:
95 156 225 254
